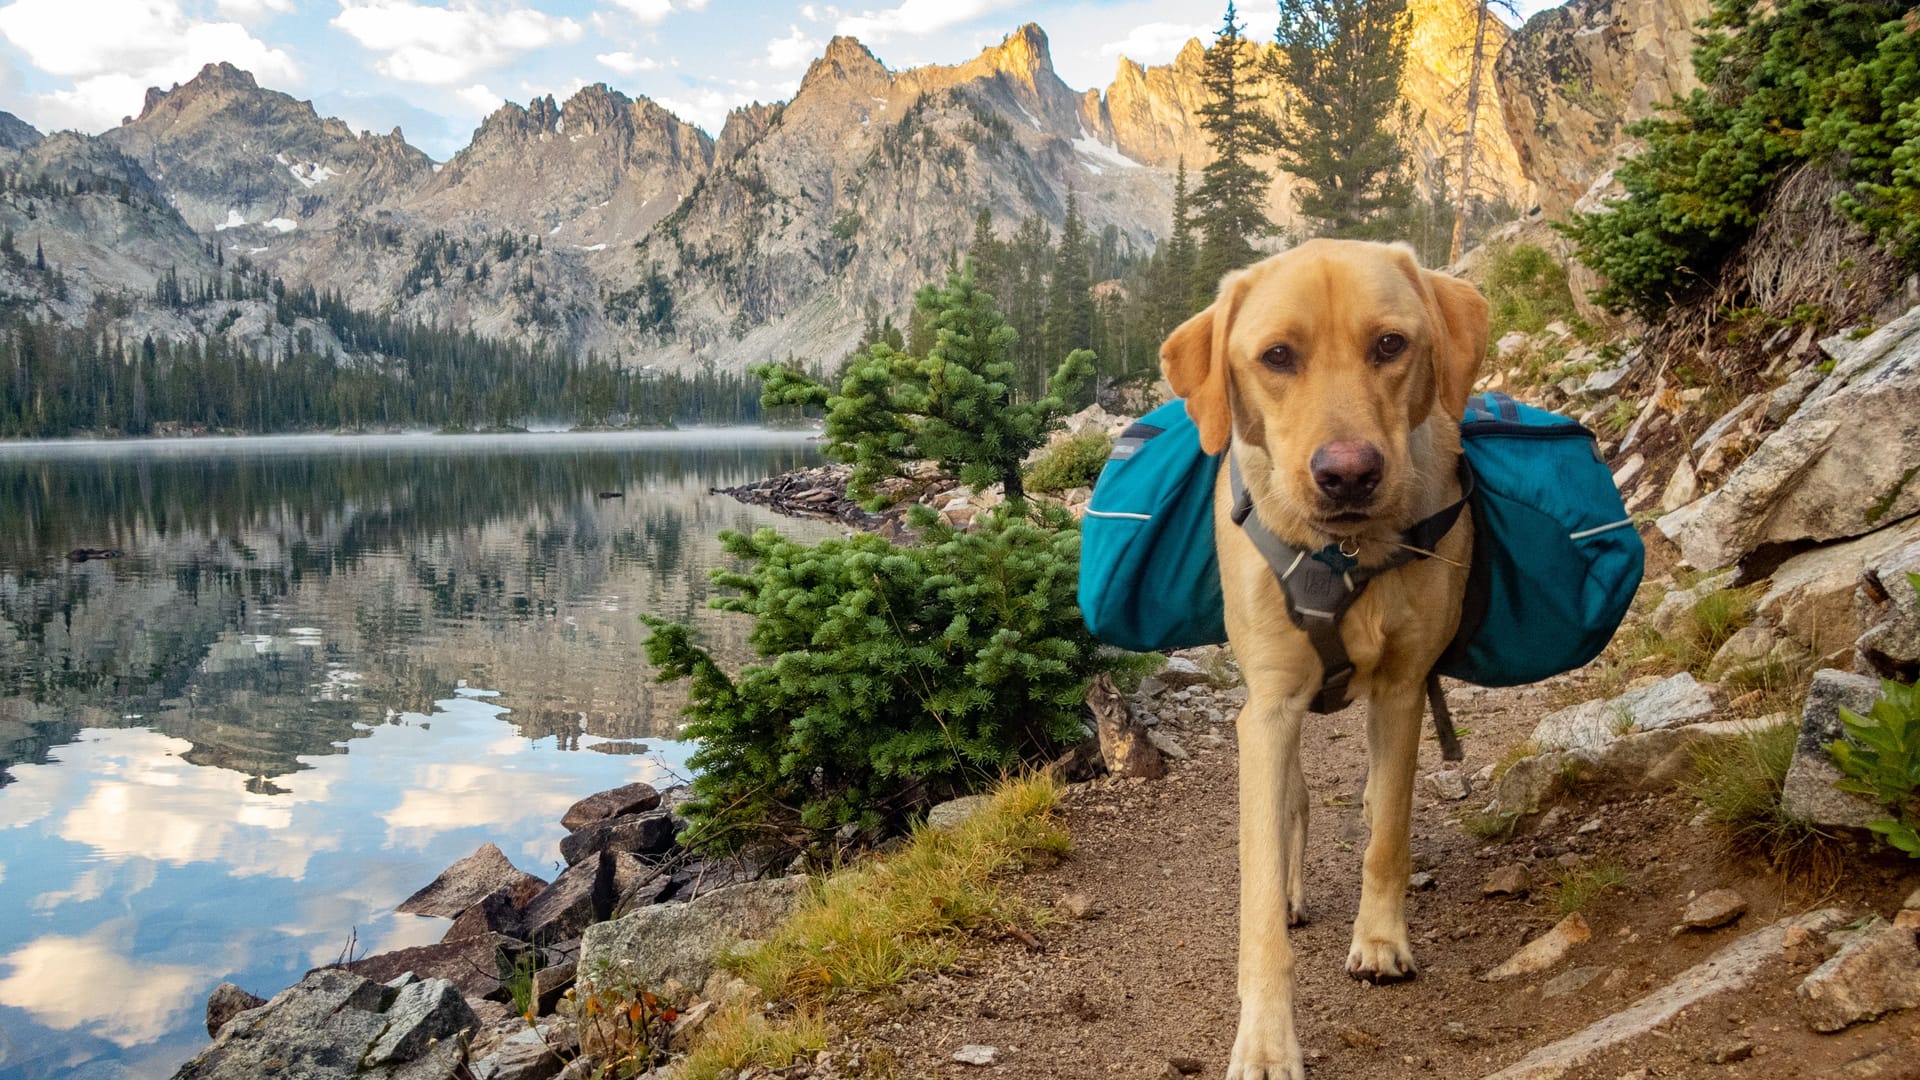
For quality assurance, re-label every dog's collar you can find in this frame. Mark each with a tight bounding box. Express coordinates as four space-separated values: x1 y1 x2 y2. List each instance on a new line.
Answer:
1227 451 1473 714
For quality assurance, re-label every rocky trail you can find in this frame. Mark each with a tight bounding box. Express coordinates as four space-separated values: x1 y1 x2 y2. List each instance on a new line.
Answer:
818 670 1920 1080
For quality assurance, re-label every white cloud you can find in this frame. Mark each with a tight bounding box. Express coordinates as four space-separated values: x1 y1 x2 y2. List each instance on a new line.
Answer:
455 82 503 116
609 0 671 23
834 0 1017 42
765 24 821 69
213 0 293 20
331 0 584 86
0 0 301 130
655 86 759 134
596 50 659 74
1099 21 1208 64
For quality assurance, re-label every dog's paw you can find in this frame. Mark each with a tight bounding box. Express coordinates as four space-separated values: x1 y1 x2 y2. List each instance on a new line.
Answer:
1345 932 1417 984
1228 1003 1304 1080
1287 900 1308 928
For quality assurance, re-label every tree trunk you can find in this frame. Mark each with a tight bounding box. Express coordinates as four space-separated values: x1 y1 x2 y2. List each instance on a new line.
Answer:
1449 0 1492 266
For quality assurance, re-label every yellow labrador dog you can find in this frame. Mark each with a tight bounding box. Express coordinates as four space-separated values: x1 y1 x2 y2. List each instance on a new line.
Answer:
1162 239 1487 1080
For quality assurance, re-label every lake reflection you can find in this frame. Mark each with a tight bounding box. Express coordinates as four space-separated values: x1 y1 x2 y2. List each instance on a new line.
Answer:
0 431 832 1079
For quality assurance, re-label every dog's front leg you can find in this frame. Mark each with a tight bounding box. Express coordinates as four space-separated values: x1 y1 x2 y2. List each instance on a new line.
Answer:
1347 678 1424 981
1230 694 1307 1080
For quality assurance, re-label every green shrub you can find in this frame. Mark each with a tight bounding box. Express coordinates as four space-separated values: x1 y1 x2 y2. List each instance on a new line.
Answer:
1024 430 1111 494
642 504 1146 851
1563 0 1909 319
1481 242 1580 343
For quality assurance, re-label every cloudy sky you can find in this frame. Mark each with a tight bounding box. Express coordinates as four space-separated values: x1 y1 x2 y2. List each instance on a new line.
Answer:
0 0 1557 160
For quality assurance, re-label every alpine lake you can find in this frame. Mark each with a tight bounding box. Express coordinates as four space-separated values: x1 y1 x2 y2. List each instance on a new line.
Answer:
0 429 834 1079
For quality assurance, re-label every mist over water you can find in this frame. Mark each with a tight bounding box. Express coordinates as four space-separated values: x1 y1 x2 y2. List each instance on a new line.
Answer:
0 430 833 1079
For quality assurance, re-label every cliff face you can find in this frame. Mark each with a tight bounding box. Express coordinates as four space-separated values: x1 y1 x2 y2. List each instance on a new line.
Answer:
1496 0 1711 215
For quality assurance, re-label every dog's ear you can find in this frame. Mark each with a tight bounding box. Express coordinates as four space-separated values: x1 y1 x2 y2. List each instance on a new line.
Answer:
1420 269 1489 420
1161 271 1245 455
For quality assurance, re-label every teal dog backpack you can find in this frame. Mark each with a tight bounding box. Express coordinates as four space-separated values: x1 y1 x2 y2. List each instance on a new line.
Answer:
1078 392 1643 690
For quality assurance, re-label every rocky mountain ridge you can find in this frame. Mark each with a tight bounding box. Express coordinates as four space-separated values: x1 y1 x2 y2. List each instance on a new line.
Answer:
1 0 1682 377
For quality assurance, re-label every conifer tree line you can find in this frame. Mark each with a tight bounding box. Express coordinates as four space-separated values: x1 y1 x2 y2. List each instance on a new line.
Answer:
0 261 765 438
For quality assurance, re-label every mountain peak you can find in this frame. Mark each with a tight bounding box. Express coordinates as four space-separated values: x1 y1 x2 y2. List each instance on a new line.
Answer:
136 63 269 122
987 23 1053 75
802 36 889 91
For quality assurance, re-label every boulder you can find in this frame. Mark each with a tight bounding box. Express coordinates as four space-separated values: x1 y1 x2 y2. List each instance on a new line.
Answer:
1530 673 1718 752
1857 539 1920 679
1493 714 1791 815
1670 303 1920 571
561 782 662 832
170 968 473 1080
523 852 616 943
1780 669 1891 829
578 876 808 996
1795 917 1920 1031
397 843 546 918
444 890 528 943
204 982 265 1037
1757 517 1920 663
366 978 478 1066
346 932 527 1003
471 1023 576 1080
557 810 677 866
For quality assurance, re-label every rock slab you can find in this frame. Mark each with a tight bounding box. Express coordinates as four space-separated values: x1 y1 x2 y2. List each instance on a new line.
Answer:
1679 889 1748 931
1780 669 1890 829
560 781 661 832
398 843 546 918
1796 916 1920 1032
1530 673 1717 752
557 810 677 866
578 876 808 995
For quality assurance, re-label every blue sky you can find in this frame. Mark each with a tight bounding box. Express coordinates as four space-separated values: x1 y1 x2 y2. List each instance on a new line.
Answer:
0 0 1560 160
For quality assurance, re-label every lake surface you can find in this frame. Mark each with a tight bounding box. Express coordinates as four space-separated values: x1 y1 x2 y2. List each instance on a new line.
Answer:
0 430 832 1079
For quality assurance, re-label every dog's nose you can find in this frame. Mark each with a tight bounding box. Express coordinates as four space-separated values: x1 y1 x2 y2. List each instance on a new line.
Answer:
1311 441 1384 505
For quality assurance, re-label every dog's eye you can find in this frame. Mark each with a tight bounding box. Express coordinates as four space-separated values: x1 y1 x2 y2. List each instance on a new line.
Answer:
1260 345 1296 373
1374 333 1408 363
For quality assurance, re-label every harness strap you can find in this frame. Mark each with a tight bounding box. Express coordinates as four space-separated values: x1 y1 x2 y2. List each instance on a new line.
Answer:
1228 452 1473 716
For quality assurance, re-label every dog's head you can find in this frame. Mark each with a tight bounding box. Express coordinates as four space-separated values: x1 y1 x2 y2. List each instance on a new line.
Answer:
1162 239 1488 537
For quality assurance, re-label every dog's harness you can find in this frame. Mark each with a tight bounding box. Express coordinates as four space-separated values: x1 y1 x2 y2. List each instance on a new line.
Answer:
1228 451 1474 752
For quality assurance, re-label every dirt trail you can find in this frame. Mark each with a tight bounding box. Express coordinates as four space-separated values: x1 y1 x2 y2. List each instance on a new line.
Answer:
831 679 1920 1080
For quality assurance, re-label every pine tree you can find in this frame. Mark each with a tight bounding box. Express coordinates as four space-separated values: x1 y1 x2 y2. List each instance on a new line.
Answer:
1043 191 1094 366
1193 2 1279 296
1163 160 1202 328
755 263 1093 506
1272 0 1416 239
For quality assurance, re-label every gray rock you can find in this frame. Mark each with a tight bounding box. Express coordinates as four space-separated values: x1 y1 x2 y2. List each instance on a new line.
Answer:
1542 966 1608 999
561 782 662 832
531 960 576 1016
398 843 546 918
1679 889 1748 931
557 811 677 866
1768 365 1827 423
444 890 528 943
1858 539 1920 678
1660 455 1699 513
170 967 473 1079
1408 871 1437 892
204 982 265 1037
1781 669 1890 829
1796 916 1920 1031
1146 728 1189 760
1672 302 1920 571
1647 573 1734 637
577 876 807 996
952 1045 999 1066
1758 517 1920 664
1479 908 1851 1079
1425 769 1471 801
346 932 526 1003
1156 656 1210 687
926 794 992 830
367 978 477 1065
1531 673 1718 752
471 1023 575 1080
523 852 616 943
1493 715 1791 816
